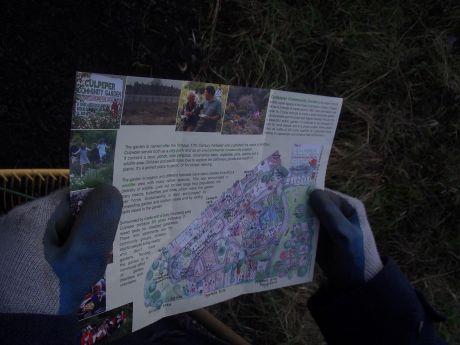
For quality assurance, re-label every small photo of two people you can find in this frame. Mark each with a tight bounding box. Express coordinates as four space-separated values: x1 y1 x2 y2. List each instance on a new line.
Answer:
175 82 229 133
69 130 117 191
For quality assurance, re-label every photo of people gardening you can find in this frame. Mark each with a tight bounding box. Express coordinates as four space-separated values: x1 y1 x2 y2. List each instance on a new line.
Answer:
72 72 125 130
121 77 182 125
78 303 132 345
69 130 117 191
221 86 270 135
175 81 229 132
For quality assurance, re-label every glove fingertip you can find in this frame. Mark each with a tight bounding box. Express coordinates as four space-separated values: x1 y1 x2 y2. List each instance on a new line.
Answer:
319 189 357 220
68 185 123 253
309 189 330 212
89 184 123 212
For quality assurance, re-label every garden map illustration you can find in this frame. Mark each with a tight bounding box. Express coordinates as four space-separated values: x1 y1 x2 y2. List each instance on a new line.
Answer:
144 144 321 311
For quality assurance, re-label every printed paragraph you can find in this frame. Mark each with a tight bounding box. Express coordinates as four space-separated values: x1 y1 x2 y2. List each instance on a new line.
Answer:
122 143 263 172
265 95 338 136
118 211 190 287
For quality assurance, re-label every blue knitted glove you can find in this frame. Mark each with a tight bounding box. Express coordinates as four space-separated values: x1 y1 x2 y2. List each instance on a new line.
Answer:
310 189 383 289
0 185 122 315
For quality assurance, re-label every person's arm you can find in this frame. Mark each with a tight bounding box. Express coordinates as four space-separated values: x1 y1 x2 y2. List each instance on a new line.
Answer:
308 189 447 345
192 104 200 118
208 112 219 121
0 185 122 345
209 102 222 121
179 103 186 117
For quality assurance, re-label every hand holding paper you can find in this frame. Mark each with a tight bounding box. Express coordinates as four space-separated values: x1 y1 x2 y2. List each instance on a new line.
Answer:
0 185 122 315
309 189 383 289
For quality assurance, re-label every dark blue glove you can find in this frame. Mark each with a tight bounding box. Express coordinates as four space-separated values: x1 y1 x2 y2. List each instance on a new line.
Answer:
309 189 383 289
0 185 122 315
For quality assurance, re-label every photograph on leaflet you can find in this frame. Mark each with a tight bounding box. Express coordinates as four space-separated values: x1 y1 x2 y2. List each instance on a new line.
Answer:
70 188 93 216
175 81 229 133
78 303 133 345
121 77 182 125
69 130 117 191
72 72 125 130
78 277 107 321
221 86 270 135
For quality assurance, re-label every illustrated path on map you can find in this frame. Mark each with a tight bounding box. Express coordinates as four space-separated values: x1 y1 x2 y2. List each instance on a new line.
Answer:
144 144 322 310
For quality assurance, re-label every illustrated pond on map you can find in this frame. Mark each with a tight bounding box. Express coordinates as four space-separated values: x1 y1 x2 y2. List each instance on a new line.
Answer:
144 144 322 310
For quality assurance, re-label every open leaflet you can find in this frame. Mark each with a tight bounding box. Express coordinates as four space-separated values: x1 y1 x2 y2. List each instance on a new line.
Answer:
69 72 342 339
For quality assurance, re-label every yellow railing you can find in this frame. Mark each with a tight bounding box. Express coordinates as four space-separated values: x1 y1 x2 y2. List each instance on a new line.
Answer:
0 169 69 213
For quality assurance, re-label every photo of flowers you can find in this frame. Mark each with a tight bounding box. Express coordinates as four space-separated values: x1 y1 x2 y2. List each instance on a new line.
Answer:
71 72 125 130
221 86 269 135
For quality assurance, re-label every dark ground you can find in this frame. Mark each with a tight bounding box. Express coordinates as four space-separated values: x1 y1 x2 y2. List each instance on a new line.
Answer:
1 1 459 344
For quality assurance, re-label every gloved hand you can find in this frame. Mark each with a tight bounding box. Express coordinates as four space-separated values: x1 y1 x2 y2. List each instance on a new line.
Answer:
0 185 122 315
309 189 383 289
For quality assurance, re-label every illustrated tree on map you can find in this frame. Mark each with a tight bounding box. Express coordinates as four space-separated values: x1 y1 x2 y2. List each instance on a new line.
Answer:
144 145 321 311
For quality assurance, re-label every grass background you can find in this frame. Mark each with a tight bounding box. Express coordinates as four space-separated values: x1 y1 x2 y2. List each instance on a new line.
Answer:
199 2 460 343
1 0 459 343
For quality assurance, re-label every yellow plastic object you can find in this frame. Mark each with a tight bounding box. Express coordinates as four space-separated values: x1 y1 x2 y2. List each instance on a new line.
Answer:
0 169 69 213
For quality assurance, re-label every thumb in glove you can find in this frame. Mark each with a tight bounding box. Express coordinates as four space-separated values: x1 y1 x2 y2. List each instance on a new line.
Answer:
309 189 383 289
0 185 122 315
